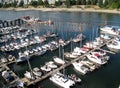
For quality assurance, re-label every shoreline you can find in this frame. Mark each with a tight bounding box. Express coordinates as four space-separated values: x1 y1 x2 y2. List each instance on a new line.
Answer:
0 7 120 14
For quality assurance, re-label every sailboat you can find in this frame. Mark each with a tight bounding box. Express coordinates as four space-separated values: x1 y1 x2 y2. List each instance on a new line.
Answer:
50 47 75 88
24 54 35 80
53 42 65 65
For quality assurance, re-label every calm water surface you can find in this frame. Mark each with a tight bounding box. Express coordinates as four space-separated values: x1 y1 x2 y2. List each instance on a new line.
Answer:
0 10 120 88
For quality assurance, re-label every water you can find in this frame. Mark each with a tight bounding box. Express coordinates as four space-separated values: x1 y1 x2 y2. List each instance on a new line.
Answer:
0 10 120 88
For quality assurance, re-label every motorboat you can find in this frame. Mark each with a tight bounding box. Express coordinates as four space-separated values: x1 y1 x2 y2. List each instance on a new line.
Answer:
72 62 89 75
41 65 51 72
72 33 86 43
24 71 35 80
107 39 120 51
72 48 82 56
53 56 65 65
46 61 58 69
100 34 111 40
91 50 106 56
0 57 8 63
33 67 42 77
86 54 108 65
100 25 120 35
83 42 95 50
80 60 96 71
37 49 47 56
8 55 15 62
64 52 78 59
68 74 82 83
50 72 75 88
74 47 89 54
2 70 15 83
16 52 30 63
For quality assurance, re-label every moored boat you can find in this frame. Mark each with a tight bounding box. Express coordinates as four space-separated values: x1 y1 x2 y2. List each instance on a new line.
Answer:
33 67 42 77
72 61 89 75
49 72 75 88
24 71 35 80
53 56 65 65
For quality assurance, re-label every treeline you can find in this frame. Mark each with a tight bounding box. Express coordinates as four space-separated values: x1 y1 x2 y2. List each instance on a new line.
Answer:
0 0 50 8
0 0 120 9
64 0 120 9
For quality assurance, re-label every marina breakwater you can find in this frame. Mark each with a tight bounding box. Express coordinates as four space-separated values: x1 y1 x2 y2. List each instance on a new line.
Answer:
0 18 25 28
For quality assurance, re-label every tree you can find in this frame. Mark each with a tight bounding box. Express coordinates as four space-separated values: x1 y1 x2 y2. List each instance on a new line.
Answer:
65 0 71 8
76 0 81 5
91 0 97 5
38 0 44 5
11 1 17 7
86 0 91 5
0 3 3 8
103 0 108 8
71 0 76 5
98 0 103 8
44 0 49 7
3 2 9 8
19 0 24 7
81 0 86 5
30 1 38 7
55 0 62 6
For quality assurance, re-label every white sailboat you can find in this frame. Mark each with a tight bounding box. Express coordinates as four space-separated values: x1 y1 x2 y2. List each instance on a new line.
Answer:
53 56 65 65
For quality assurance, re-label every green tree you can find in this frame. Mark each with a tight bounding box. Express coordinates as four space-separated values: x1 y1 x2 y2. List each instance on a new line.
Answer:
38 0 44 5
71 0 76 5
30 1 38 7
11 1 17 7
98 0 103 8
0 3 3 8
81 0 86 5
3 2 9 8
65 0 71 8
103 0 108 8
19 0 24 7
91 0 97 5
55 0 62 6
76 0 81 5
86 0 91 5
44 0 49 7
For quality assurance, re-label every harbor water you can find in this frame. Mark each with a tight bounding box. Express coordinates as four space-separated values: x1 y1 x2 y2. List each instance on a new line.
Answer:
0 10 120 88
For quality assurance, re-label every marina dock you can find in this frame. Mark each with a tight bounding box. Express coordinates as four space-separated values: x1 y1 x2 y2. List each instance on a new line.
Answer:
15 38 115 86
0 23 118 87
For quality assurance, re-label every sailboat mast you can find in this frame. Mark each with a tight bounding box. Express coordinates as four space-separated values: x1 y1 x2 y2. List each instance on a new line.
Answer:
80 24 82 47
26 40 33 78
62 46 65 75
71 38 73 52
59 43 61 58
